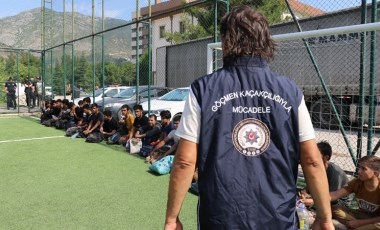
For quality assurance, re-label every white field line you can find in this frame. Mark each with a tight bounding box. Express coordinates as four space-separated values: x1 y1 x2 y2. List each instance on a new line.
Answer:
0 136 64 144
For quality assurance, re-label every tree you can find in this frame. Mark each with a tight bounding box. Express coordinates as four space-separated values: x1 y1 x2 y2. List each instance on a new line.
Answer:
83 64 96 91
164 15 210 44
227 0 286 24
118 61 135 86
166 0 286 44
74 53 88 90
104 62 119 85
0 57 8 81
5 54 15 75
138 52 149 85
52 59 64 94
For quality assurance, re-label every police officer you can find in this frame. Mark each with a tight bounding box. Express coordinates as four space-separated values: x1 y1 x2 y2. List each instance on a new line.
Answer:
24 78 33 108
165 6 334 230
4 77 16 110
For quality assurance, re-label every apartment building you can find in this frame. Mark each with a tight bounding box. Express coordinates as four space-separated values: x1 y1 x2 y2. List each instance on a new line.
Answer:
131 0 198 85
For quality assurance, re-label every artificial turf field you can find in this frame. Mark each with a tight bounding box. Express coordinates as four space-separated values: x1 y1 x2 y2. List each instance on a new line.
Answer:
0 116 198 229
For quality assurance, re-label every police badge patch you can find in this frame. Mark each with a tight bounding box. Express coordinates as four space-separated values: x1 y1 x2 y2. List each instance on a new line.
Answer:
232 118 270 156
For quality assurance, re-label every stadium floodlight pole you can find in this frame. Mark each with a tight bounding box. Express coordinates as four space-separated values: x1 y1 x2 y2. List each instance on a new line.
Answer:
63 45 67 99
285 0 355 164
136 0 140 101
92 0 97 104
41 51 45 109
63 0 67 99
50 1 53 95
101 0 105 110
72 0 75 102
40 0 44 102
148 0 152 113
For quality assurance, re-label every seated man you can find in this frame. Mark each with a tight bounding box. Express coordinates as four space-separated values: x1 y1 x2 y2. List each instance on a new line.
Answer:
41 99 61 127
83 103 104 143
66 104 92 137
330 155 380 230
300 141 350 207
110 104 135 145
299 141 349 228
134 114 161 147
157 110 174 144
40 100 53 123
100 110 119 141
146 115 181 164
128 104 149 142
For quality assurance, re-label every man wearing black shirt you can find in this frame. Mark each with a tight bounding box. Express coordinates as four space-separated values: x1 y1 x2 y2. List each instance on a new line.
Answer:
101 110 119 140
84 103 104 142
135 114 161 146
4 77 16 110
129 104 149 140
84 103 104 134
24 78 33 108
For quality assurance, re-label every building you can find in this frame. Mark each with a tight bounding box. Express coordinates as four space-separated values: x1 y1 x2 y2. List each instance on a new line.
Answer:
131 0 325 85
131 0 198 85
282 0 326 21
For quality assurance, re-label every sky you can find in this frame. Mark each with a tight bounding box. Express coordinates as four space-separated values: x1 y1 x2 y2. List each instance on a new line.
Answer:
0 0 140 21
0 0 376 20
299 0 375 12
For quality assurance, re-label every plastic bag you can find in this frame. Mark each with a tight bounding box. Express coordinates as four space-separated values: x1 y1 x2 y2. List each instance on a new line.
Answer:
149 155 174 175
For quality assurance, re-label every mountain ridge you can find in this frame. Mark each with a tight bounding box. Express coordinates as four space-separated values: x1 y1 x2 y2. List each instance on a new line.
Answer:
0 8 131 58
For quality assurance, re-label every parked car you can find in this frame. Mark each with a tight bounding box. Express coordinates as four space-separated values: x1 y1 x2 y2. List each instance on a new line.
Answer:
101 86 171 119
73 86 129 105
141 87 190 121
44 86 54 100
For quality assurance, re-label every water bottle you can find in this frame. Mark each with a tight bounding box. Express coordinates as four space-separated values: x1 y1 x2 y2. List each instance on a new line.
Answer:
297 203 309 230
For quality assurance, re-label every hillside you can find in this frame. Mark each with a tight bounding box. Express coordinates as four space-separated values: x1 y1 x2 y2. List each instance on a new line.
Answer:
0 8 131 59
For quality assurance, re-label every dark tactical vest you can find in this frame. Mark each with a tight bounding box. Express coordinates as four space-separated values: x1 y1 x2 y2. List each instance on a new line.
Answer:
191 56 302 230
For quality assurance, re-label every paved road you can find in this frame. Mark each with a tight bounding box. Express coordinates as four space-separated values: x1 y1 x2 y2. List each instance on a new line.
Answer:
0 105 40 115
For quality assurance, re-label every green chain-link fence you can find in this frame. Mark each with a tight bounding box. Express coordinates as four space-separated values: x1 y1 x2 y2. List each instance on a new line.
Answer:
1 0 380 173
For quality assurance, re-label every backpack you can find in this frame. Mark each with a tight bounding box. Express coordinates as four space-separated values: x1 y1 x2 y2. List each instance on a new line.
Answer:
85 132 103 143
139 145 154 157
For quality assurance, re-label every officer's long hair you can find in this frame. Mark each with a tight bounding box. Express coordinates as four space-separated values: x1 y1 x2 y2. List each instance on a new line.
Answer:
220 5 275 63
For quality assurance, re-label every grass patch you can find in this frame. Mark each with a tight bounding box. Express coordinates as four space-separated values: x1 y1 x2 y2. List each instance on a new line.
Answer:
0 116 198 229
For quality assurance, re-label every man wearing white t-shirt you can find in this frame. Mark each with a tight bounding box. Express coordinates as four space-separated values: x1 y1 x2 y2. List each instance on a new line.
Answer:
164 6 333 230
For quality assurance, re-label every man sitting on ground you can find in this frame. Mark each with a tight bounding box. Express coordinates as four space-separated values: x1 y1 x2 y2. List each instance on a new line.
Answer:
330 155 380 229
100 110 119 141
146 115 181 164
127 104 149 146
135 114 161 146
300 141 350 207
157 110 174 144
299 141 350 229
83 103 104 143
111 104 135 145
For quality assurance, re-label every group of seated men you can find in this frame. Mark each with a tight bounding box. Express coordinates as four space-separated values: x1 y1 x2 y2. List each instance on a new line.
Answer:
298 141 380 230
39 97 181 163
40 99 380 229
